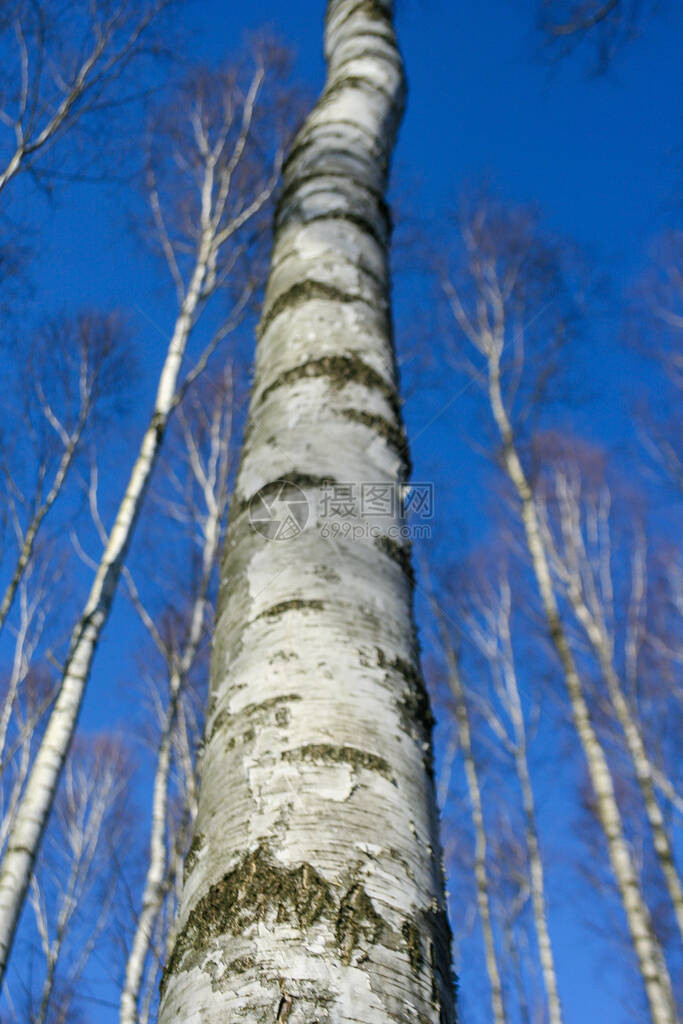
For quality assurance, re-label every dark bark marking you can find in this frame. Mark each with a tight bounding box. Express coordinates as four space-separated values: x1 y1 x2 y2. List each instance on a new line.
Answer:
425 904 457 1017
183 831 205 883
276 171 391 235
258 353 399 419
326 0 393 33
282 743 393 781
160 846 334 997
374 534 415 587
375 649 436 779
231 474 338 523
254 599 325 622
402 919 424 973
258 279 387 339
336 882 384 965
278 207 387 250
282 134 372 180
322 73 395 105
339 407 408 468
333 45 404 76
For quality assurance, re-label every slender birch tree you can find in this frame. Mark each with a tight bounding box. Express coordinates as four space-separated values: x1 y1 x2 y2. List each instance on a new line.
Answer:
158 2 456 1020
431 599 507 1024
20 737 130 1024
120 372 233 1024
534 448 683 938
0 52 288 983
0 313 127 639
0 558 58 852
0 0 172 198
440 195 677 1024
630 231 683 491
459 563 564 1024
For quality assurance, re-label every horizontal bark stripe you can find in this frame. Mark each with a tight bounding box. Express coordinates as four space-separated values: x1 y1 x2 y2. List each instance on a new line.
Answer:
257 353 399 415
257 279 389 339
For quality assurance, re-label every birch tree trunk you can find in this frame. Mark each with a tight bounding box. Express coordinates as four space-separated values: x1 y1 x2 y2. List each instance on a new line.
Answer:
441 206 677 1022
0 299 195 983
0 55 279 979
442 638 506 1024
514 740 562 1024
120 382 231 1024
464 571 563 1024
544 472 683 940
498 593 563 1024
0 232 215 984
486 361 677 1024
158 3 456 1021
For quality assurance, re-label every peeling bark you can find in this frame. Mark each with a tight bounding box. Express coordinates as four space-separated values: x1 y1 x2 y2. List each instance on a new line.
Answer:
158 2 456 1021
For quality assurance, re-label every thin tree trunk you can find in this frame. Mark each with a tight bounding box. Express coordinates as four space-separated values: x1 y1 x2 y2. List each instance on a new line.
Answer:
487 360 676 1024
494 592 564 1024
0 418 85 639
158 3 456 1021
0 232 214 984
559 559 683 940
120 486 222 1024
447 647 506 1024
119 680 177 1024
514 745 563 1024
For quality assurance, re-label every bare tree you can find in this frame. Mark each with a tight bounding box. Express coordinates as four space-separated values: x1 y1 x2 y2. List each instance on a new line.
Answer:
440 193 677 1023
0 45 292 983
431 595 507 1024
158 2 456 1020
0 542 67 859
7 736 130 1024
459 561 564 1024
538 0 655 70
119 371 234 1024
533 441 683 938
487 811 542 1024
629 231 683 491
0 0 174 197
0 313 128 640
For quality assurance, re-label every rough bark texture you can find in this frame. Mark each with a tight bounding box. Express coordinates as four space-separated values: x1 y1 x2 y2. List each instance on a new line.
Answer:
158 3 456 1022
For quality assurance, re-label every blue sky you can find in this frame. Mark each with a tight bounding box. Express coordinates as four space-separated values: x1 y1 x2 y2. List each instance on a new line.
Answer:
4 0 681 1020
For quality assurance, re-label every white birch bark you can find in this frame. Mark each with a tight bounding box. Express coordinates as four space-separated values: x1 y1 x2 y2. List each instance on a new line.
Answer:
120 386 230 1024
0 279 199 982
0 417 83 639
0 56 281 977
443 233 677 1023
0 569 45 768
158 3 456 1021
486 361 677 1024
540 471 683 940
437 622 506 1024
119 672 186 1024
463 574 564 1024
